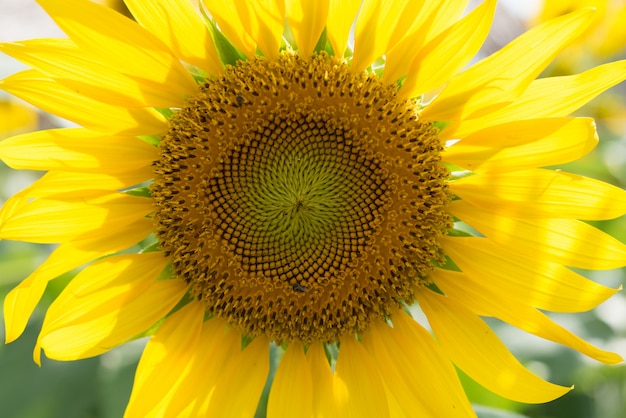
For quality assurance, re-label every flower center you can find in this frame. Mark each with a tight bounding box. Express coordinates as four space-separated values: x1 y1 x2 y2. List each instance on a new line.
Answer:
152 52 451 343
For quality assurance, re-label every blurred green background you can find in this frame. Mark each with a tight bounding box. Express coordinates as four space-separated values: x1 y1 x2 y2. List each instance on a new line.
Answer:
1 1 626 417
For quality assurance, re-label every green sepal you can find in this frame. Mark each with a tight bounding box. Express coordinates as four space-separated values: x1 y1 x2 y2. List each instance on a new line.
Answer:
124 186 152 198
155 107 174 119
140 241 161 254
371 56 386 79
138 134 161 146
434 254 462 272
125 291 195 341
446 228 474 238
445 166 474 181
189 68 208 84
313 27 334 56
432 120 450 131
424 281 445 295
200 2 246 67
395 74 407 89
241 334 254 350
156 263 174 281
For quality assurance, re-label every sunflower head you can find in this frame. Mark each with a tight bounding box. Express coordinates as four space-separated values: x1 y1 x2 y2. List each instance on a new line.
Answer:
152 51 451 343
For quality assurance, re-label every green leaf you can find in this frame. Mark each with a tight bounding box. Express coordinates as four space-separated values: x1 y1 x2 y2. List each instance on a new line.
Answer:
200 2 246 67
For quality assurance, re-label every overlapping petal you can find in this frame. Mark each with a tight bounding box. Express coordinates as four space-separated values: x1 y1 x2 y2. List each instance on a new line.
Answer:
0 128 157 174
124 0 222 74
306 343 335 418
159 317 240 417
442 236 620 313
423 8 595 122
0 70 167 135
333 336 390 418
0 191 152 243
444 117 597 172
201 0 256 57
267 343 313 418
352 0 414 72
203 337 270 418
325 0 360 56
398 0 495 96
125 301 206 417
361 311 476 417
447 60 626 139
449 199 626 270
432 269 623 364
36 252 187 363
451 168 626 220
0 39 190 108
418 289 572 403
3 218 153 343
232 0 285 60
286 0 329 57
37 0 198 99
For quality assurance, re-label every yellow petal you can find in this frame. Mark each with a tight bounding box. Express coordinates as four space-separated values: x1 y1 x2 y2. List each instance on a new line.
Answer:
448 60 626 138
0 69 167 135
205 336 270 418
450 168 626 220
0 191 152 243
124 0 222 74
352 0 412 72
38 252 187 362
37 0 197 98
0 99 37 136
202 0 256 57
23 171 150 196
449 199 626 270
306 343 335 418
125 301 205 417
360 323 432 417
234 0 285 60
442 236 620 313
423 8 595 122
597 5 626 57
364 312 476 417
398 0 496 95
384 0 469 82
444 117 598 172
4 218 153 343
286 0 329 57
0 128 157 174
0 39 189 108
333 335 390 418
326 0 360 56
161 318 240 418
432 268 623 364
268 343 313 418
418 289 572 403
0 193 28 227
403 0 469 47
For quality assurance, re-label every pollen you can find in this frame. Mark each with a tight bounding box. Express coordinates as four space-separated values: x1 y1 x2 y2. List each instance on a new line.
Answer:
151 52 451 344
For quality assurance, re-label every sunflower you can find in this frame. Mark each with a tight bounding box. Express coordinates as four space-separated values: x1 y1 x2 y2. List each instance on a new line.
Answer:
1 0 626 416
